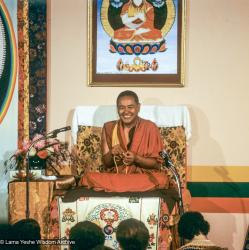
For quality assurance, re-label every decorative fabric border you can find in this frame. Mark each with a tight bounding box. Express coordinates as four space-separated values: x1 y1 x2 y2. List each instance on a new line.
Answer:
58 197 173 250
28 0 47 139
18 0 29 146
17 0 47 144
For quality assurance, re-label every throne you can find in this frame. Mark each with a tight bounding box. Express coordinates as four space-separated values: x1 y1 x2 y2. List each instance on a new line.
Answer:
55 105 191 250
71 105 191 181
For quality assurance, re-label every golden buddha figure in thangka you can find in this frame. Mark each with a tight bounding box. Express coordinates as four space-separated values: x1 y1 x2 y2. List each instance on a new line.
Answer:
101 0 176 55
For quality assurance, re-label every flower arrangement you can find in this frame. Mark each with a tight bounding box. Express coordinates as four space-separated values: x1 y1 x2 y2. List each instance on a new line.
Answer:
4 134 61 173
46 142 76 176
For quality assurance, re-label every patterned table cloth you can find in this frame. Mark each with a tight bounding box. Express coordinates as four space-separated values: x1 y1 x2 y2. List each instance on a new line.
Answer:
59 195 176 250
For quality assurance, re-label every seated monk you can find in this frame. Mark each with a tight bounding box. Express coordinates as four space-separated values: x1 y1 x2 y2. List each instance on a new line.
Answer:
114 0 162 42
101 90 164 174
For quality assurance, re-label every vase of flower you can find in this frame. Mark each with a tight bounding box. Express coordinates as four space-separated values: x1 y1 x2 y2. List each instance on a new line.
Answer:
4 134 62 177
29 155 46 170
16 159 25 171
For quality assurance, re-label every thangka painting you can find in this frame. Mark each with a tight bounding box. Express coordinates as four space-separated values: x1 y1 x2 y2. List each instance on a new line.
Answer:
88 0 185 87
0 0 17 124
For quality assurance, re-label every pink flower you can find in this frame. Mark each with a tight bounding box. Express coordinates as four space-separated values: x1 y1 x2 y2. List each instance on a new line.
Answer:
32 134 46 149
22 138 31 151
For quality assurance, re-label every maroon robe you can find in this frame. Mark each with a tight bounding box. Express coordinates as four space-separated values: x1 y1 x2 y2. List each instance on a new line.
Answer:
102 117 164 173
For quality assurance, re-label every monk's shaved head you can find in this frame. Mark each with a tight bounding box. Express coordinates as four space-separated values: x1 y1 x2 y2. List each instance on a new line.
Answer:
116 90 139 106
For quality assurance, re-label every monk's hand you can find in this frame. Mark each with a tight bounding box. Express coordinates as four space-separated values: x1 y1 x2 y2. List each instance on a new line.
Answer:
123 151 136 165
111 145 124 157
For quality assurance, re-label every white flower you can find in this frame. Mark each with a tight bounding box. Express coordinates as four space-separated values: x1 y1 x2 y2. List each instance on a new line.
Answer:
29 147 37 157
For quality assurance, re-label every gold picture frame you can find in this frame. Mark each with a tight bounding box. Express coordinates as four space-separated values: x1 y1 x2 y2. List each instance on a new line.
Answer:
88 0 186 87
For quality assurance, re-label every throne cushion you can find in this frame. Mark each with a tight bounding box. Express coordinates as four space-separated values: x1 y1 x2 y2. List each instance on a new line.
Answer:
75 126 103 174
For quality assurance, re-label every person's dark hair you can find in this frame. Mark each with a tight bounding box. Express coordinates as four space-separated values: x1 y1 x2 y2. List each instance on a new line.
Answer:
181 247 227 250
12 219 41 250
116 218 149 250
0 223 14 249
178 211 210 240
12 218 41 240
69 221 105 250
0 223 13 239
92 245 114 250
116 90 139 105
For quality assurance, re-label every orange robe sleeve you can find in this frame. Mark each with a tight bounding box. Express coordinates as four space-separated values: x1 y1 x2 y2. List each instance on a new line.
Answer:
130 118 164 163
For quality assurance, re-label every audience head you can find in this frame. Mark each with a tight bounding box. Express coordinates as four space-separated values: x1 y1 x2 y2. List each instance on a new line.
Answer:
69 221 105 250
12 218 41 250
178 211 210 241
12 218 41 240
0 223 13 239
116 218 149 250
91 246 114 250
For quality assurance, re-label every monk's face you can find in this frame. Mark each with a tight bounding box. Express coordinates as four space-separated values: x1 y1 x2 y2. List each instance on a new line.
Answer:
117 95 140 127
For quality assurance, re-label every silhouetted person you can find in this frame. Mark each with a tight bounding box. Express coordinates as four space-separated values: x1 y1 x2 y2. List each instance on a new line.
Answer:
92 245 114 250
0 223 14 249
12 218 41 250
0 223 13 239
69 221 105 250
116 218 149 250
177 211 227 250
